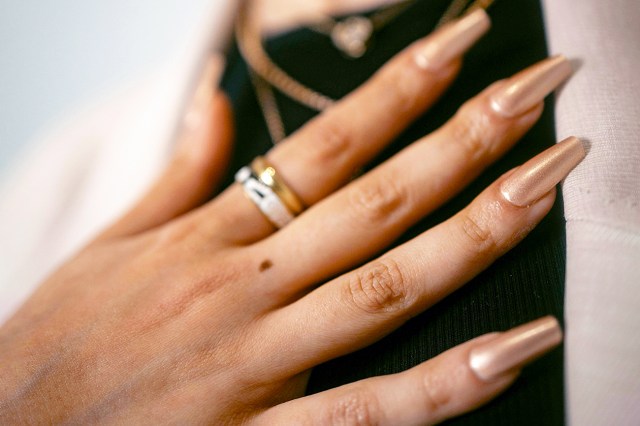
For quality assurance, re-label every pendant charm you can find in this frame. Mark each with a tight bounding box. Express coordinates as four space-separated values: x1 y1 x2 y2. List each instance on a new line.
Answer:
331 16 374 58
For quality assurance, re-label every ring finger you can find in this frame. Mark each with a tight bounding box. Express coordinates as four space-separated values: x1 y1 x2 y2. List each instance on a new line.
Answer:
199 10 491 243
255 55 572 293
258 136 584 375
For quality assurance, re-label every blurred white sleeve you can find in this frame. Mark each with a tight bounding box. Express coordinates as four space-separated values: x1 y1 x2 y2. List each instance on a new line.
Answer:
543 0 640 424
0 1 237 324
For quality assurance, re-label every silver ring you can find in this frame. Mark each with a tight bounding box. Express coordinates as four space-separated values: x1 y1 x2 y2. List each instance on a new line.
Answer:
235 166 295 228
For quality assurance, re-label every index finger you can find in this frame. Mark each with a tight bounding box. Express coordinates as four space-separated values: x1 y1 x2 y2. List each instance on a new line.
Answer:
200 9 491 244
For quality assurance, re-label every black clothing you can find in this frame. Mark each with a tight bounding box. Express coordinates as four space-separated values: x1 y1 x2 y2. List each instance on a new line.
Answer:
221 0 565 423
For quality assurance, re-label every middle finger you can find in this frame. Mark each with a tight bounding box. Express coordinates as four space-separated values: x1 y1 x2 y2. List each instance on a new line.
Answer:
198 10 491 244
260 136 584 375
255 56 572 295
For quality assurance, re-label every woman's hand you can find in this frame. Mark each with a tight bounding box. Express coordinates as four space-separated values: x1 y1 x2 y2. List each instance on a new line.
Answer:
0 11 582 424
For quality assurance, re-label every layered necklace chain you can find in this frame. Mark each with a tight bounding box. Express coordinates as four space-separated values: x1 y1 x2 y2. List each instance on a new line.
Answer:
236 0 495 145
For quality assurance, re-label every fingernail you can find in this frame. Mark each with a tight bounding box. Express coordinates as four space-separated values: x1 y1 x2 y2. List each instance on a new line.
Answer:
500 136 585 207
490 55 573 118
415 9 491 71
184 55 225 130
469 316 563 382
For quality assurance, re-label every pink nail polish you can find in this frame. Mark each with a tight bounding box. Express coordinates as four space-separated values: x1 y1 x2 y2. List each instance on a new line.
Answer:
415 9 491 71
469 316 563 382
500 136 586 207
490 55 573 118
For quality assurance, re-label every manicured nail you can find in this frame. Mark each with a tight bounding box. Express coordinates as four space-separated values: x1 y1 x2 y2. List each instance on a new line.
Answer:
500 136 585 207
469 316 563 382
490 55 573 118
415 9 491 71
184 55 225 130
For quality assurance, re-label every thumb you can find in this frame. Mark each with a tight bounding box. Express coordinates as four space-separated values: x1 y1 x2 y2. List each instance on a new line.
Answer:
98 56 234 242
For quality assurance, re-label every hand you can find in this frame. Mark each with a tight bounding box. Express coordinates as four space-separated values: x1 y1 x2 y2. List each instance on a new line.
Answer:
0 11 582 425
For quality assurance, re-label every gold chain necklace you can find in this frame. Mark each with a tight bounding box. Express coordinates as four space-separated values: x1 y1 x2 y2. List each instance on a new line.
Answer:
236 0 495 145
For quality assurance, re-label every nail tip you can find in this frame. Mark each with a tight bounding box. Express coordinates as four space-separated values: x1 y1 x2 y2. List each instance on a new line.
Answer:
558 136 587 166
469 316 564 382
490 55 574 118
417 8 491 70
533 316 564 350
549 53 569 65
561 135 585 150
554 56 574 77
500 135 586 207
468 7 492 30
557 55 572 72
538 315 563 337
468 8 492 35
542 55 574 86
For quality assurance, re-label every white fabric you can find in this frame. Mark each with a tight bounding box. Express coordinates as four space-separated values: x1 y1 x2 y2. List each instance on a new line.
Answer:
543 0 640 424
0 0 638 422
0 69 180 318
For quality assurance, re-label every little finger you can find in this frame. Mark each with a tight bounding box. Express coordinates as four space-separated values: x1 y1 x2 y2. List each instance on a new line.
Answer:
258 317 562 426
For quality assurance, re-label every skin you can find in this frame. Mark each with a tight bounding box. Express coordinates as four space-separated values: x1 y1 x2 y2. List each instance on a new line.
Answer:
1 24 557 426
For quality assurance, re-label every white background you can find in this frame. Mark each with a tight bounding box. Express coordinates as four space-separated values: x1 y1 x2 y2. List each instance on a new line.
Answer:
0 0 211 173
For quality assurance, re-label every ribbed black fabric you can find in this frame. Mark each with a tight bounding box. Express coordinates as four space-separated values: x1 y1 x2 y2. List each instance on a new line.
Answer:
220 0 565 424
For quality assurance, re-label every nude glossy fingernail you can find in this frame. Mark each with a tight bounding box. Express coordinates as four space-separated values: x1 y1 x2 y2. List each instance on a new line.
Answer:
416 9 490 71
500 136 585 207
490 55 573 117
469 316 563 382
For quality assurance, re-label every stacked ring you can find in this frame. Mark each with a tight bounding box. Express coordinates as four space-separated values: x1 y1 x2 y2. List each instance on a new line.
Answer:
251 157 305 215
235 157 305 228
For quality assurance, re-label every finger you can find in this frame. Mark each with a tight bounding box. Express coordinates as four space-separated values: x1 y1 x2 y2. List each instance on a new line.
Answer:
259 317 562 426
260 137 584 373
97 58 234 242
200 10 490 244
258 56 572 294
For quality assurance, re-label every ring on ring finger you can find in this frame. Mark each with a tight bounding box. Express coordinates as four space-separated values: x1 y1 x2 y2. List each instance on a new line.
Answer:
235 156 305 228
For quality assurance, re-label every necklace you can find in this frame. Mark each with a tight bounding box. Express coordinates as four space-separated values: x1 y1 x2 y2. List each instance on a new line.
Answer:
236 0 495 145
307 1 416 59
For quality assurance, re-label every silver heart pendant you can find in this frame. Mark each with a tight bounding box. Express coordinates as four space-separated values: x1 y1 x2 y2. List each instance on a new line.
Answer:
331 16 374 58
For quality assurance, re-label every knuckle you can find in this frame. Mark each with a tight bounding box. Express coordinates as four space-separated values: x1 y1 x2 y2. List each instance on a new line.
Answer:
347 175 405 227
459 207 499 254
152 220 193 248
147 219 215 260
304 115 353 164
421 370 454 416
328 386 380 426
377 63 422 114
346 259 412 315
449 108 494 162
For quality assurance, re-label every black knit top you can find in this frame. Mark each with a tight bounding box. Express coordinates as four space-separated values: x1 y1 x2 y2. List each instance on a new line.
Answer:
220 0 564 423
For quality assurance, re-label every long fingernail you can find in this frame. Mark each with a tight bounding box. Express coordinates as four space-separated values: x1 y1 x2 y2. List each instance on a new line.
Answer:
184 55 225 130
415 9 491 71
490 55 573 117
469 316 563 382
500 136 585 207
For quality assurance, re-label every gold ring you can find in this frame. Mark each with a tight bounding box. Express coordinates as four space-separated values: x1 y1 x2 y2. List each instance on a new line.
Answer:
251 157 305 215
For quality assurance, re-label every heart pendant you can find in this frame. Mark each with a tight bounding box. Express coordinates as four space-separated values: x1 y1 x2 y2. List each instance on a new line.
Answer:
331 16 374 58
